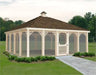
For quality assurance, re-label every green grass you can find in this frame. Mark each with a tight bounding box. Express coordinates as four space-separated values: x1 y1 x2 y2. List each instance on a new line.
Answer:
84 42 96 61
0 41 82 75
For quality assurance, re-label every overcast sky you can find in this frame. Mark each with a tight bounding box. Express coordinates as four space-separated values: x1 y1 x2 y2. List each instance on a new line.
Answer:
0 0 96 22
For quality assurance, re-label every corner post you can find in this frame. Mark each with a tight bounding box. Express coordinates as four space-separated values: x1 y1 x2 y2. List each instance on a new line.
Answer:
77 32 80 52
9 33 11 53
42 30 45 56
19 32 22 56
55 31 59 56
14 33 16 54
86 33 88 52
66 32 69 55
6 33 8 51
27 29 30 57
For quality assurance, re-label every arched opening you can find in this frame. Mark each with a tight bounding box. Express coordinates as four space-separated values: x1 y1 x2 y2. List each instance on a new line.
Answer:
16 33 19 56
59 33 67 54
11 34 14 54
79 34 86 52
69 34 77 54
45 32 55 56
7 34 10 52
22 32 27 57
59 33 66 44
30 32 42 56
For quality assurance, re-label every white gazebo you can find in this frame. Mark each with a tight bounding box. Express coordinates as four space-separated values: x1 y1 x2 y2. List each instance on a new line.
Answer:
5 12 90 57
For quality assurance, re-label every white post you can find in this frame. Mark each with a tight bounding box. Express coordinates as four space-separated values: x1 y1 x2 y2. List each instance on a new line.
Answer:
66 32 69 55
42 30 45 56
19 32 22 56
6 34 8 51
14 33 16 54
9 33 11 53
77 32 79 52
27 29 30 57
86 33 88 52
55 32 59 56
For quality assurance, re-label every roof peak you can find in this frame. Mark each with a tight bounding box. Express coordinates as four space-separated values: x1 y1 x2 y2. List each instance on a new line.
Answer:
40 11 47 17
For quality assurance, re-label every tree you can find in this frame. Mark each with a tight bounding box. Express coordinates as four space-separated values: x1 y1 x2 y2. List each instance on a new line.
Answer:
68 16 87 29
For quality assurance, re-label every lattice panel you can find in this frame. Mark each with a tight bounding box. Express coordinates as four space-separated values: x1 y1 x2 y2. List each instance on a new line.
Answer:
59 46 67 54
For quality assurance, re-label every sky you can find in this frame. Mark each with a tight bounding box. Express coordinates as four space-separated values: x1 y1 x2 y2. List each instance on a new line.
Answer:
0 0 96 22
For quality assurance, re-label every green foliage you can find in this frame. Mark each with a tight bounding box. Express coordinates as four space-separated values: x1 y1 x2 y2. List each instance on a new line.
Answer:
3 51 10 56
69 12 96 42
3 51 55 63
0 17 24 41
8 55 17 61
73 52 95 57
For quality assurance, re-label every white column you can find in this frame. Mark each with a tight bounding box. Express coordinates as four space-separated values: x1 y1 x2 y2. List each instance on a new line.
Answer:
19 32 22 56
77 32 79 52
6 34 8 51
9 33 11 53
86 33 88 52
27 29 30 57
14 33 16 54
42 30 45 56
66 32 69 55
55 32 59 56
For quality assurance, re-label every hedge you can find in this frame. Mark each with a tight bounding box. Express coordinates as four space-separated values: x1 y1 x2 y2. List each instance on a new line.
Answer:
73 52 95 57
3 51 56 63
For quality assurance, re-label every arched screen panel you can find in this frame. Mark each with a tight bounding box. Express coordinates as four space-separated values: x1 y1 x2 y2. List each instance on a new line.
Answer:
30 32 42 56
79 34 86 52
7 34 10 51
69 34 77 54
16 33 19 56
11 34 14 54
45 32 55 56
22 32 27 57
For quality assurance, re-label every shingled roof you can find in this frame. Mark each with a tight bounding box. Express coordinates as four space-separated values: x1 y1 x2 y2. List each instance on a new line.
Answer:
9 16 88 31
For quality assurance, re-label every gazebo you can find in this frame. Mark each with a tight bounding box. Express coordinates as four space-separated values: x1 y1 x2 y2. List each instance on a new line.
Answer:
5 12 90 57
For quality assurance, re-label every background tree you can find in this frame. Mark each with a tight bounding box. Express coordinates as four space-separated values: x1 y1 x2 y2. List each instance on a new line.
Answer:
0 17 24 41
69 16 87 29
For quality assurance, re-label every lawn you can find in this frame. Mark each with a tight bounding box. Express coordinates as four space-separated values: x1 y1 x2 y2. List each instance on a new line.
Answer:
84 42 96 61
0 41 82 75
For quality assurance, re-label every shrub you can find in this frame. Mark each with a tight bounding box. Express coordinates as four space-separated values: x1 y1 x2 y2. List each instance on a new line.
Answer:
73 52 81 56
35 56 41 60
88 52 95 57
3 51 10 56
40 56 47 61
73 52 95 57
34 57 38 62
24 57 32 63
8 55 17 61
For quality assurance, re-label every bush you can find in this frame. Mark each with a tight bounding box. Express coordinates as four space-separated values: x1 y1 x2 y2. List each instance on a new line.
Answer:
35 56 41 60
24 57 32 63
3 51 10 56
88 52 95 57
3 51 55 63
8 55 17 61
40 56 55 61
73 52 95 57
73 52 81 56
